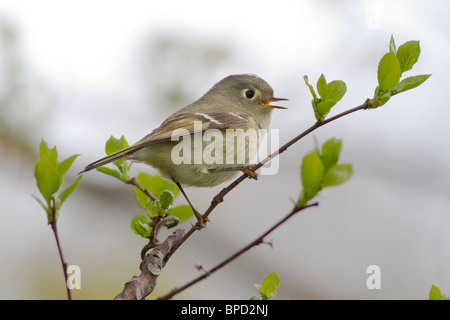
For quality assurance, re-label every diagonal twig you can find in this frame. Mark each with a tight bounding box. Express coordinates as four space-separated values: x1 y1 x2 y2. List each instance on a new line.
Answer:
157 202 319 300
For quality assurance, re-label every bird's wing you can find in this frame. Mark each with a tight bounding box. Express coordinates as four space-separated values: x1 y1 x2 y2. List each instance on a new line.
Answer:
81 112 249 172
136 111 250 146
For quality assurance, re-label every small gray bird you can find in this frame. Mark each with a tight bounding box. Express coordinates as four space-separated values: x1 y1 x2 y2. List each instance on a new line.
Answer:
81 74 287 223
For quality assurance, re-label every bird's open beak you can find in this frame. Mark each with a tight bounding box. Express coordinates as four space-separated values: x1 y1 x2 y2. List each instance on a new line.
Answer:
259 97 288 109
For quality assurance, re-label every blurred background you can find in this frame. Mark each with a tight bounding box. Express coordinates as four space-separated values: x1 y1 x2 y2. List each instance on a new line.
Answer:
1 0 449 300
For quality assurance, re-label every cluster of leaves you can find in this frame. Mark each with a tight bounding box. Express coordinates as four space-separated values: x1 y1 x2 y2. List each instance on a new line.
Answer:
130 172 194 238
298 36 430 209
370 36 431 108
97 135 194 238
304 74 347 122
429 285 450 300
250 272 284 300
297 138 352 208
33 140 83 223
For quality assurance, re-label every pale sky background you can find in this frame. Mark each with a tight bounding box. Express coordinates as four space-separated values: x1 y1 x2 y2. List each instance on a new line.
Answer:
0 0 449 299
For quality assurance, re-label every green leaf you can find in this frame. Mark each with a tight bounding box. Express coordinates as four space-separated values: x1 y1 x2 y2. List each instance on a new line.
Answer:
134 186 154 211
316 100 336 118
254 284 263 297
155 176 180 198
39 139 50 158
396 40 420 73
429 284 443 300
134 172 157 210
317 74 327 100
249 296 260 300
322 164 353 187
39 139 58 164
105 135 130 173
315 75 347 107
321 138 341 172
377 52 402 92
315 80 346 120
389 35 397 54
306 75 347 121
170 205 194 222
159 190 174 209
301 150 324 202
32 194 48 212
298 138 353 207
130 213 152 238
96 166 122 180
148 204 159 217
135 171 153 190
389 74 431 96
38 139 47 154
34 156 62 202
49 147 58 164
261 272 280 299
105 135 128 155
136 172 180 198
134 172 180 212
34 140 82 223
57 154 80 176
57 175 83 208
327 80 347 102
303 75 318 101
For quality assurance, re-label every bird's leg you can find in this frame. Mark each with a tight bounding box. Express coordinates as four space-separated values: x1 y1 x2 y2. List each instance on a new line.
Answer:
240 164 258 180
174 181 208 229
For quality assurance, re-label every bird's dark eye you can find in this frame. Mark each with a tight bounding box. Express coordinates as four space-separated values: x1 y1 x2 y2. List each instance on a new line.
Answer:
245 90 255 99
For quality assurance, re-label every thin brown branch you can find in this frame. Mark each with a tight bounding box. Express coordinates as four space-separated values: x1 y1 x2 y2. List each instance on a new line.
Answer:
157 202 319 300
128 177 158 201
49 197 72 300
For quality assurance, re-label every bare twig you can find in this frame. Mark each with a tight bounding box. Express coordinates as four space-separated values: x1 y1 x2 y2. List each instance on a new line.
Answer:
157 202 319 300
128 177 158 201
49 197 71 300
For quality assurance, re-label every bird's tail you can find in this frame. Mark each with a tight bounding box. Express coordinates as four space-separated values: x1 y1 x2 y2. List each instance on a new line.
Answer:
79 146 137 174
